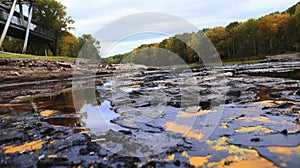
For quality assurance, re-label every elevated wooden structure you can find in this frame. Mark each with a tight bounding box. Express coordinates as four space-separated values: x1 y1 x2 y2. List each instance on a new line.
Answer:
0 0 55 54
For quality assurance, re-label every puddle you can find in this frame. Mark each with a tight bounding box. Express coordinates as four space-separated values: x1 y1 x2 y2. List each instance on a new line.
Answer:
165 121 203 140
248 69 300 80
205 137 277 167
206 154 277 168
40 110 62 117
258 87 299 101
180 151 211 167
41 117 81 127
268 145 300 156
79 100 123 132
235 125 275 134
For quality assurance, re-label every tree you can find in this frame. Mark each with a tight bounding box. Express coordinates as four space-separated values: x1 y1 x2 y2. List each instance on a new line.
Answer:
107 2 300 64
205 27 228 59
57 32 78 57
289 4 300 51
78 34 101 60
33 0 74 55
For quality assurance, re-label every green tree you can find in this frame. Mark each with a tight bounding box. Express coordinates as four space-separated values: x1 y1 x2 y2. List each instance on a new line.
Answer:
33 0 74 55
205 27 228 59
78 34 101 60
57 32 79 57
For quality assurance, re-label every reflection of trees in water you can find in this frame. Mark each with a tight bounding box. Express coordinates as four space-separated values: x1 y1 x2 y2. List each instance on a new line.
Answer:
73 87 101 128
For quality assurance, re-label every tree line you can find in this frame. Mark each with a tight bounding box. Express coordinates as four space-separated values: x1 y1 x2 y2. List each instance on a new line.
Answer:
106 2 300 65
0 0 100 59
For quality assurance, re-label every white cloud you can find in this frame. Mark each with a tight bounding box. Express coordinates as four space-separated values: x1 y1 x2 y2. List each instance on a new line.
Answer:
102 35 167 57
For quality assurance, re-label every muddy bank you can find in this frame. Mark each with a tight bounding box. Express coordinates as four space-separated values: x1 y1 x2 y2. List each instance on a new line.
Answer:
264 52 300 62
0 58 117 103
0 58 116 84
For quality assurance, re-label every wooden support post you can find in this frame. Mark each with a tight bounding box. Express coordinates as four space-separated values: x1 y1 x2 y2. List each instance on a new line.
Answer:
22 1 33 54
0 0 18 50
18 0 25 27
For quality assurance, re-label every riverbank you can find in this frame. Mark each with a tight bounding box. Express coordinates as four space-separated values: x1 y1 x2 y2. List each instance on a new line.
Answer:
0 60 299 167
1 52 299 84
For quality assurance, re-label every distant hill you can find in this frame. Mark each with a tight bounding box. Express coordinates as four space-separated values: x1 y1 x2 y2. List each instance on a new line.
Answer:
105 2 300 65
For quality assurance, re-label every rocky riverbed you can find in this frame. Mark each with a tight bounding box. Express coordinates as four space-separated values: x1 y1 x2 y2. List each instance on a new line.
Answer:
0 59 300 167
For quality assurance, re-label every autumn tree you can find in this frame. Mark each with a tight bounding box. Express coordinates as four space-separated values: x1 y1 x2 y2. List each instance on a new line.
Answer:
57 32 78 57
78 34 101 60
108 2 300 64
33 0 74 55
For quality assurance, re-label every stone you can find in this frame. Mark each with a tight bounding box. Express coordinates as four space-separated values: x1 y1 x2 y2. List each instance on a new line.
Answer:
226 90 241 97
250 137 260 142
281 129 288 135
268 92 282 99
119 130 132 135
295 90 300 96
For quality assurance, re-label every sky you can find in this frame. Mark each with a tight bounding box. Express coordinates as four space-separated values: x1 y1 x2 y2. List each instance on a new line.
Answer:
56 0 299 57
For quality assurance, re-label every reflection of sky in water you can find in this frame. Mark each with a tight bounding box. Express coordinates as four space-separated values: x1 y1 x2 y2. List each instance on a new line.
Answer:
79 100 122 133
120 87 140 93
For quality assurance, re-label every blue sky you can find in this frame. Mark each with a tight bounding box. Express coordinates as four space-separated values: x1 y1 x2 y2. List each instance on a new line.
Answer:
56 0 299 57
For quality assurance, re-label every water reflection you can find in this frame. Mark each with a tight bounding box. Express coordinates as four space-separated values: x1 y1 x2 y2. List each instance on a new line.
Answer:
79 100 122 132
254 69 300 80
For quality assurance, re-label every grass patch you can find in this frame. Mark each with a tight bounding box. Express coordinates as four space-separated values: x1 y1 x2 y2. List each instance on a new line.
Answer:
0 52 76 60
222 59 264 65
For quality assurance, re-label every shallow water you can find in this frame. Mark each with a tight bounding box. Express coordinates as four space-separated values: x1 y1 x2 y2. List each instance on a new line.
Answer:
1 61 300 167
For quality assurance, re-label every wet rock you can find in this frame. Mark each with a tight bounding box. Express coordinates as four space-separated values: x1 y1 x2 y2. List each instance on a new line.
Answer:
295 117 300 124
79 148 89 155
246 86 257 92
133 102 151 108
291 106 300 113
165 82 177 87
146 67 160 71
37 157 69 167
174 160 181 166
0 59 8 65
277 102 294 109
268 92 282 99
224 160 234 166
250 137 260 142
142 161 156 168
226 90 241 97
142 82 157 87
167 101 181 108
40 127 55 135
281 129 288 135
71 134 91 146
199 89 211 95
199 101 211 110
119 130 132 135
0 132 24 143
145 123 164 132
295 90 300 96
57 62 73 68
